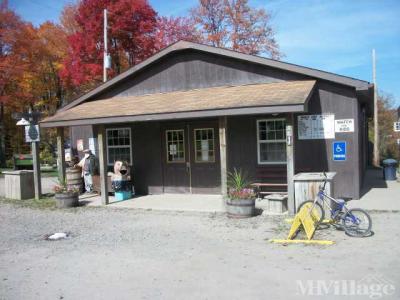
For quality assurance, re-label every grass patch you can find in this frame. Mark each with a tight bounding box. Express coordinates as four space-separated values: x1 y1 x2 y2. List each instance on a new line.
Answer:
0 196 56 209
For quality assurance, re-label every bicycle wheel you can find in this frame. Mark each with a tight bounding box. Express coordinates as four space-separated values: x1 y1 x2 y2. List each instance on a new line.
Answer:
297 200 325 224
342 208 372 237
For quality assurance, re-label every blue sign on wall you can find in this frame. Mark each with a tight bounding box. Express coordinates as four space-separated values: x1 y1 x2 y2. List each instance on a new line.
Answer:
333 141 346 161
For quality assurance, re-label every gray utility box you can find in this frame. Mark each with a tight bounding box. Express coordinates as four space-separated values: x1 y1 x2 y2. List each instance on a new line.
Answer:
3 170 35 200
293 172 336 212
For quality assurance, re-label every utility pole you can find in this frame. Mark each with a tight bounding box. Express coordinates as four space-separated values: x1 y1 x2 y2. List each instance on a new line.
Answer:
372 49 380 167
103 8 108 83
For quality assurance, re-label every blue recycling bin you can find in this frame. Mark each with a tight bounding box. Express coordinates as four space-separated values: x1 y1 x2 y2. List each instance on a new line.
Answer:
382 159 398 181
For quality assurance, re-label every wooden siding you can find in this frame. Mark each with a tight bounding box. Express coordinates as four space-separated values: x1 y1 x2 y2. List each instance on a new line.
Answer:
95 50 308 100
294 81 361 199
131 122 164 195
70 125 94 159
227 115 287 186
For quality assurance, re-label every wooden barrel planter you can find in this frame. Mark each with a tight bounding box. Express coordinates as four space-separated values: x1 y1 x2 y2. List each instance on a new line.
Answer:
66 167 83 193
226 198 256 218
55 192 79 208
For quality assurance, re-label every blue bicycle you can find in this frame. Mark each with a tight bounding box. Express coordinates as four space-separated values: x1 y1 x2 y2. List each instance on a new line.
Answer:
297 173 372 237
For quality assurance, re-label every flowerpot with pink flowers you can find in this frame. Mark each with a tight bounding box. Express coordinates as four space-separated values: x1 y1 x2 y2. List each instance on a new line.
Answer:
53 181 79 208
226 168 256 218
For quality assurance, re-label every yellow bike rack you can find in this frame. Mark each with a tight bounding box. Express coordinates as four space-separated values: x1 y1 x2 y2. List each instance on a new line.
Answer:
270 202 334 245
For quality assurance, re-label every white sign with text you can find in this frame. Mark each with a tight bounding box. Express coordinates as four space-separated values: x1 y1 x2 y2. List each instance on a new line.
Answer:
335 119 354 133
298 114 335 140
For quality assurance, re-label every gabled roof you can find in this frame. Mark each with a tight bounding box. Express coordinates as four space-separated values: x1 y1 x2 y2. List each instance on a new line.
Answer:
59 40 371 113
41 80 315 127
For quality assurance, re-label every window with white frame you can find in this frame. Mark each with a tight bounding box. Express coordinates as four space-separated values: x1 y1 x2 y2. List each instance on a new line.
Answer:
257 119 287 164
194 128 215 162
166 129 185 163
106 128 132 166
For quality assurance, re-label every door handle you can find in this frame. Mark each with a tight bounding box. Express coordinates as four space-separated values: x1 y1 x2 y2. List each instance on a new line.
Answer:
186 162 190 173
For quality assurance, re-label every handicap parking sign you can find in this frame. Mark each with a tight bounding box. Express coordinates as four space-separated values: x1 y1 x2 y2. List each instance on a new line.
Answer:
333 141 346 161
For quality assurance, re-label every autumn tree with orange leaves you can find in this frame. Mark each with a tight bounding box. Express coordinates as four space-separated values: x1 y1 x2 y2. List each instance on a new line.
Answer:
191 0 281 59
60 0 159 90
0 1 68 165
154 16 202 50
0 0 283 166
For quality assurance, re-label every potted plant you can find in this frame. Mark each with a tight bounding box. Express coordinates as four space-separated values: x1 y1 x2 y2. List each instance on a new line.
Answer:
53 181 79 208
226 168 256 218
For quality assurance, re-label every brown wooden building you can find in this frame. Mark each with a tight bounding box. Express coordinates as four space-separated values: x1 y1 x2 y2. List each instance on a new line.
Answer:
41 41 373 212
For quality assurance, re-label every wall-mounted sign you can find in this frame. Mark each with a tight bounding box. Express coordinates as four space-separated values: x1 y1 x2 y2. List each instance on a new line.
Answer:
335 119 354 133
77 139 84 151
298 114 335 140
333 141 346 161
394 122 400 132
25 125 40 142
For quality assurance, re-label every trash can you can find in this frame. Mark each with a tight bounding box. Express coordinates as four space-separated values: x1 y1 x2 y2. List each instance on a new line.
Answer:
293 172 336 214
382 159 398 181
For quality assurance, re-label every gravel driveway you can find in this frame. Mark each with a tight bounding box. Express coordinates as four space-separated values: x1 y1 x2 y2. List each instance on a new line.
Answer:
0 203 399 300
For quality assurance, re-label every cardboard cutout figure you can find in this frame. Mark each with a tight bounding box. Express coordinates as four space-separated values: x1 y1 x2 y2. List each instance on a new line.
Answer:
111 161 132 192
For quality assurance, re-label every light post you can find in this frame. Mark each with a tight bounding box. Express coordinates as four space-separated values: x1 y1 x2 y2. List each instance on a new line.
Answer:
14 109 42 200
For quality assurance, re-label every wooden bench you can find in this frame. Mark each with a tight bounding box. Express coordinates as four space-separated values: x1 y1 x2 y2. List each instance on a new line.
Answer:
251 166 288 198
251 167 316 198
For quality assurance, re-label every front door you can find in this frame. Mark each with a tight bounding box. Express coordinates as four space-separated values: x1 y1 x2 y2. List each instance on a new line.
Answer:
162 123 190 193
162 120 220 194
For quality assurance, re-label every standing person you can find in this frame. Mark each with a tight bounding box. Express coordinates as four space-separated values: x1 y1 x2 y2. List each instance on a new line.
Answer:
75 149 96 193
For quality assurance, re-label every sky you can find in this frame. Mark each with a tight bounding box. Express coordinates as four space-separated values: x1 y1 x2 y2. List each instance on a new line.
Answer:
9 0 400 106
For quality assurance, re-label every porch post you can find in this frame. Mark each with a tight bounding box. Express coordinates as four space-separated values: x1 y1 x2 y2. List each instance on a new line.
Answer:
97 125 109 205
286 115 295 214
56 127 66 184
219 116 228 196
